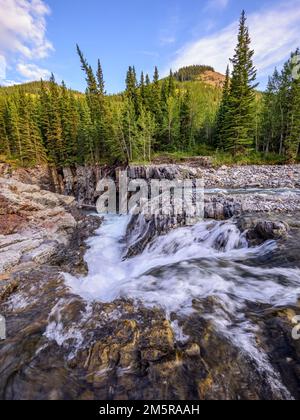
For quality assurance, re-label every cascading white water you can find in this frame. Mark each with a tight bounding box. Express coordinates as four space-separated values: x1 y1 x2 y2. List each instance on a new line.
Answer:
65 214 300 315
62 213 300 398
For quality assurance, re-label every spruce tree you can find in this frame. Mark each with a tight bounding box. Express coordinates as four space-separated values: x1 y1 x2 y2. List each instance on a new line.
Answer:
223 11 258 155
140 72 146 103
179 90 193 150
18 89 35 165
97 60 105 95
77 98 94 163
168 70 176 97
6 98 21 158
285 50 300 162
150 66 163 145
214 65 230 149
48 74 64 165
28 96 47 164
0 101 10 156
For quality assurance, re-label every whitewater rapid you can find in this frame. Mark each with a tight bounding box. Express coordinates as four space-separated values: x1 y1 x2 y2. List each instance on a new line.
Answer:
58 214 300 398
65 214 300 316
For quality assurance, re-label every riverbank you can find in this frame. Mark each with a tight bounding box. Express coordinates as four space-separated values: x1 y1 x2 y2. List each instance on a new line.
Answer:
1 162 300 192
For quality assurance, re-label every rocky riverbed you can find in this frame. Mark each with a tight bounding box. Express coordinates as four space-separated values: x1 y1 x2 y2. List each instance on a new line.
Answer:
0 163 300 400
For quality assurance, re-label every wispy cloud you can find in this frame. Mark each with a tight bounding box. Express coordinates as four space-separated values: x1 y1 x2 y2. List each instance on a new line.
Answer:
160 36 176 46
159 7 180 47
0 0 53 84
204 0 230 12
168 1 300 78
17 62 51 80
138 50 160 58
0 56 6 80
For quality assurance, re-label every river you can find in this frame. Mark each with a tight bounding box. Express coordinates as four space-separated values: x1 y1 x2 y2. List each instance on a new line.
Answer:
1 188 300 400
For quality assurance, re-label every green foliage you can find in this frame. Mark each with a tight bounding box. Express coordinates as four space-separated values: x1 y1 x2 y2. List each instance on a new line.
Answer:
259 50 300 162
219 11 258 155
212 151 289 166
0 28 299 168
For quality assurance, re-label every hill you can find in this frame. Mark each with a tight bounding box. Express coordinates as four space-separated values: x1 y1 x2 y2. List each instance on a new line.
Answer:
194 70 226 88
0 81 82 97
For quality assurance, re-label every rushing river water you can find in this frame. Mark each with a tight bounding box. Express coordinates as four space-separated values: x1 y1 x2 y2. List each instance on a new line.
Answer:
61 211 300 399
65 215 300 315
1 189 300 400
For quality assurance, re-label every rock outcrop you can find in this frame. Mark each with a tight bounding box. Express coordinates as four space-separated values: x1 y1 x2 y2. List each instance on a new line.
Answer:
0 163 57 192
0 177 100 275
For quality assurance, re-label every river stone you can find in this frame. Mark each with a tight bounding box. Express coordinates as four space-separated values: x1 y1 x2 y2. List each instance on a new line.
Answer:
238 218 290 245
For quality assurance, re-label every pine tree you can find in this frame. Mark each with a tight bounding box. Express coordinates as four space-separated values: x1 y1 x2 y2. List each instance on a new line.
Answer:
223 11 258 155
18 89 35 165
77 98 94 163
0 100 10 156
214 65 230 149
68 93 80 162
260 71 280 154
145 74 151 86
150 66 163 146
97 60 105 95
60 81 76 165
77 45 109 162
179 90 193 150
126 67 138 101
168 70 176 97
285 50 300 162
48 74 63 165
28 96 47 164
6 98 21 158
259 50 300 161
39 79 52 160
106 100 130 163
140 72 146 103
77 45 98 97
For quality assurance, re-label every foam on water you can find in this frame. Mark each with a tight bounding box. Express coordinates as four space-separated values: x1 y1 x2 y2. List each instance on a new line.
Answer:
65 214 300 314
63 214 300 396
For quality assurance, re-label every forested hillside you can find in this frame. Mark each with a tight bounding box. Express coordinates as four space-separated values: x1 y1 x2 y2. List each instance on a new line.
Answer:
0 11 299 167
0 62 222 166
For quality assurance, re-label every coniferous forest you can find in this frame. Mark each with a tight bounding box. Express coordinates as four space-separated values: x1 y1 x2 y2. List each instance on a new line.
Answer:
0 11 299 167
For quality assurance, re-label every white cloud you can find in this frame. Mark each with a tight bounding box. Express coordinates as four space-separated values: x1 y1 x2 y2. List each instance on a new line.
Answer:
0 0 53 59
0 79 19 86
168 1 300 78
0 55 6 80
0 0 53 84
17 62 51 80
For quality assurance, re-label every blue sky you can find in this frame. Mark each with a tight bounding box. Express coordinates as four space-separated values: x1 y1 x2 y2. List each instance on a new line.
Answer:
1 0 300 92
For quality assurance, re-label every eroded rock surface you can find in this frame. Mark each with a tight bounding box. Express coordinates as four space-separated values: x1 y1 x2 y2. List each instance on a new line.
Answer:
0 178 101 276
0 261 299 400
